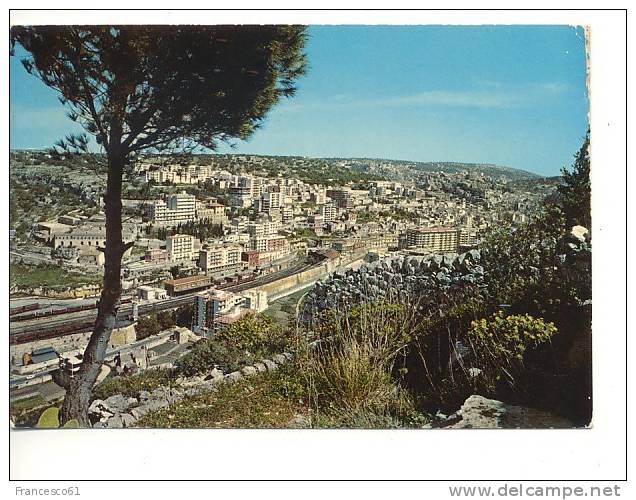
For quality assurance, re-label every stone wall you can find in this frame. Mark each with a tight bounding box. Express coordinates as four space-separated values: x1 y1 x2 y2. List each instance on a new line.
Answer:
302 250 486 322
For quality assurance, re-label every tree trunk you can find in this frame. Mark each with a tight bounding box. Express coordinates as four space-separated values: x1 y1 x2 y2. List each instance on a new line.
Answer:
60 150 125 427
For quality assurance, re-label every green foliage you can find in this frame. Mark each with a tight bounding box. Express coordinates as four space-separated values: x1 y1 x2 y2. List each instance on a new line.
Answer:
216 313 285 352
36 407 61 428
92 369 175 400
558 132 591 229
480 206 570 317
174 303 194 328
10 263 102 290
466 312 558 392
176 313 289 376
135 311 175 341
34 406 80 429
11 26 308 155
175 338 250 376
137 366 307 429
298 302 417 421
135 315 162 341
168 220 224 242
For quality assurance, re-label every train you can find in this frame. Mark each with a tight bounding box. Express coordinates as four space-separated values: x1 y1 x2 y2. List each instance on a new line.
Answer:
9 303 41 316
9 318 97 345
9 296 133 323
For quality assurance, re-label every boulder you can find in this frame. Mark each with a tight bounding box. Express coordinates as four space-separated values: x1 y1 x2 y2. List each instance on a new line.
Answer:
262 359 278 371
271 354 288 365
120 413 137 428
570 225 589 243
444 395 573 429
225 371 243 383
241 365 257 377
104 394 132 412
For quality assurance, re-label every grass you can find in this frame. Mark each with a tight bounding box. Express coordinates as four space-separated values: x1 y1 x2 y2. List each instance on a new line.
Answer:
10 263 102 290
10 394 47 413
135 301 431 429
92 369 176 400
136 366 307 429
10 395 52 428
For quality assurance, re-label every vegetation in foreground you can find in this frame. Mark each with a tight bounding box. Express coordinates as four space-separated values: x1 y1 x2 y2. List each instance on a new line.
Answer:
132 134 591 429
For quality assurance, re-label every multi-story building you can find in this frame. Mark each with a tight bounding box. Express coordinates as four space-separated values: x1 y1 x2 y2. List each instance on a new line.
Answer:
196 199 227 224
193 289 268 337
166 234 197 262
198 243 243 273
401 226 465 254
327 188 354 209
250 235 290 254
145 248 170 264
319 203 338 223
149 192 196 226
53 226 135 250
246 219 281 238
261 191 282 214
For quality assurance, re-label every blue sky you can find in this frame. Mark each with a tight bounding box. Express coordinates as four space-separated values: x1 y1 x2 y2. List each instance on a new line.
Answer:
10 25 589 176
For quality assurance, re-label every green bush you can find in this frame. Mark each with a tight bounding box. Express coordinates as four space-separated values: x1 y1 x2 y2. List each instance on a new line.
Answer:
174 338 250 376
466 312 557 393
35 407 79 429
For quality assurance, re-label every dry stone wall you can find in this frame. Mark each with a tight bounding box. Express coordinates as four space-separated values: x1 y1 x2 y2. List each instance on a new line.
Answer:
302 250 487 322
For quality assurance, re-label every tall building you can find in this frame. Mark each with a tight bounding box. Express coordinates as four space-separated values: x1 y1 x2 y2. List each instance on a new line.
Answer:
319 203 338 223
149 191 196 226
326 188 354 209
166 234 197 262
261 191 282 214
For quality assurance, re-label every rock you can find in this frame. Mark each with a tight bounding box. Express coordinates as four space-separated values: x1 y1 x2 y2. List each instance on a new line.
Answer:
241 365 257 377
262 359 278 371
253 362 267 373
121 413 137 428
224 371 243 383
288 414 311 428
445 395 573 429
570 225 589 242
106 415 123 429
204 368 224 381
104 394 132 412
271 354 288 365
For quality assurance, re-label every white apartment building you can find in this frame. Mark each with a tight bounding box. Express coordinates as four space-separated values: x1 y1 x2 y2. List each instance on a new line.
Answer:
319 203 338 223
261 191 282 213
246 219 281 238
166 234 197 262
149 192 197 226
198 243 242 273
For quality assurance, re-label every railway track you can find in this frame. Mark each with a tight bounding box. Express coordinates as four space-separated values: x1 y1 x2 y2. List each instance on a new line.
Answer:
9 259 319 345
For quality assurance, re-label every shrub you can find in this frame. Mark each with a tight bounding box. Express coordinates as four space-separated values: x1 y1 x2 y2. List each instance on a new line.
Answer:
296 301 421 425
35 407 79 428
174 338 250 376
465 312 558 394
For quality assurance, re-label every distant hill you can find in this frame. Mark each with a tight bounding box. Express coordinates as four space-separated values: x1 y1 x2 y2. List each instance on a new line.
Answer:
408 161 540 180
